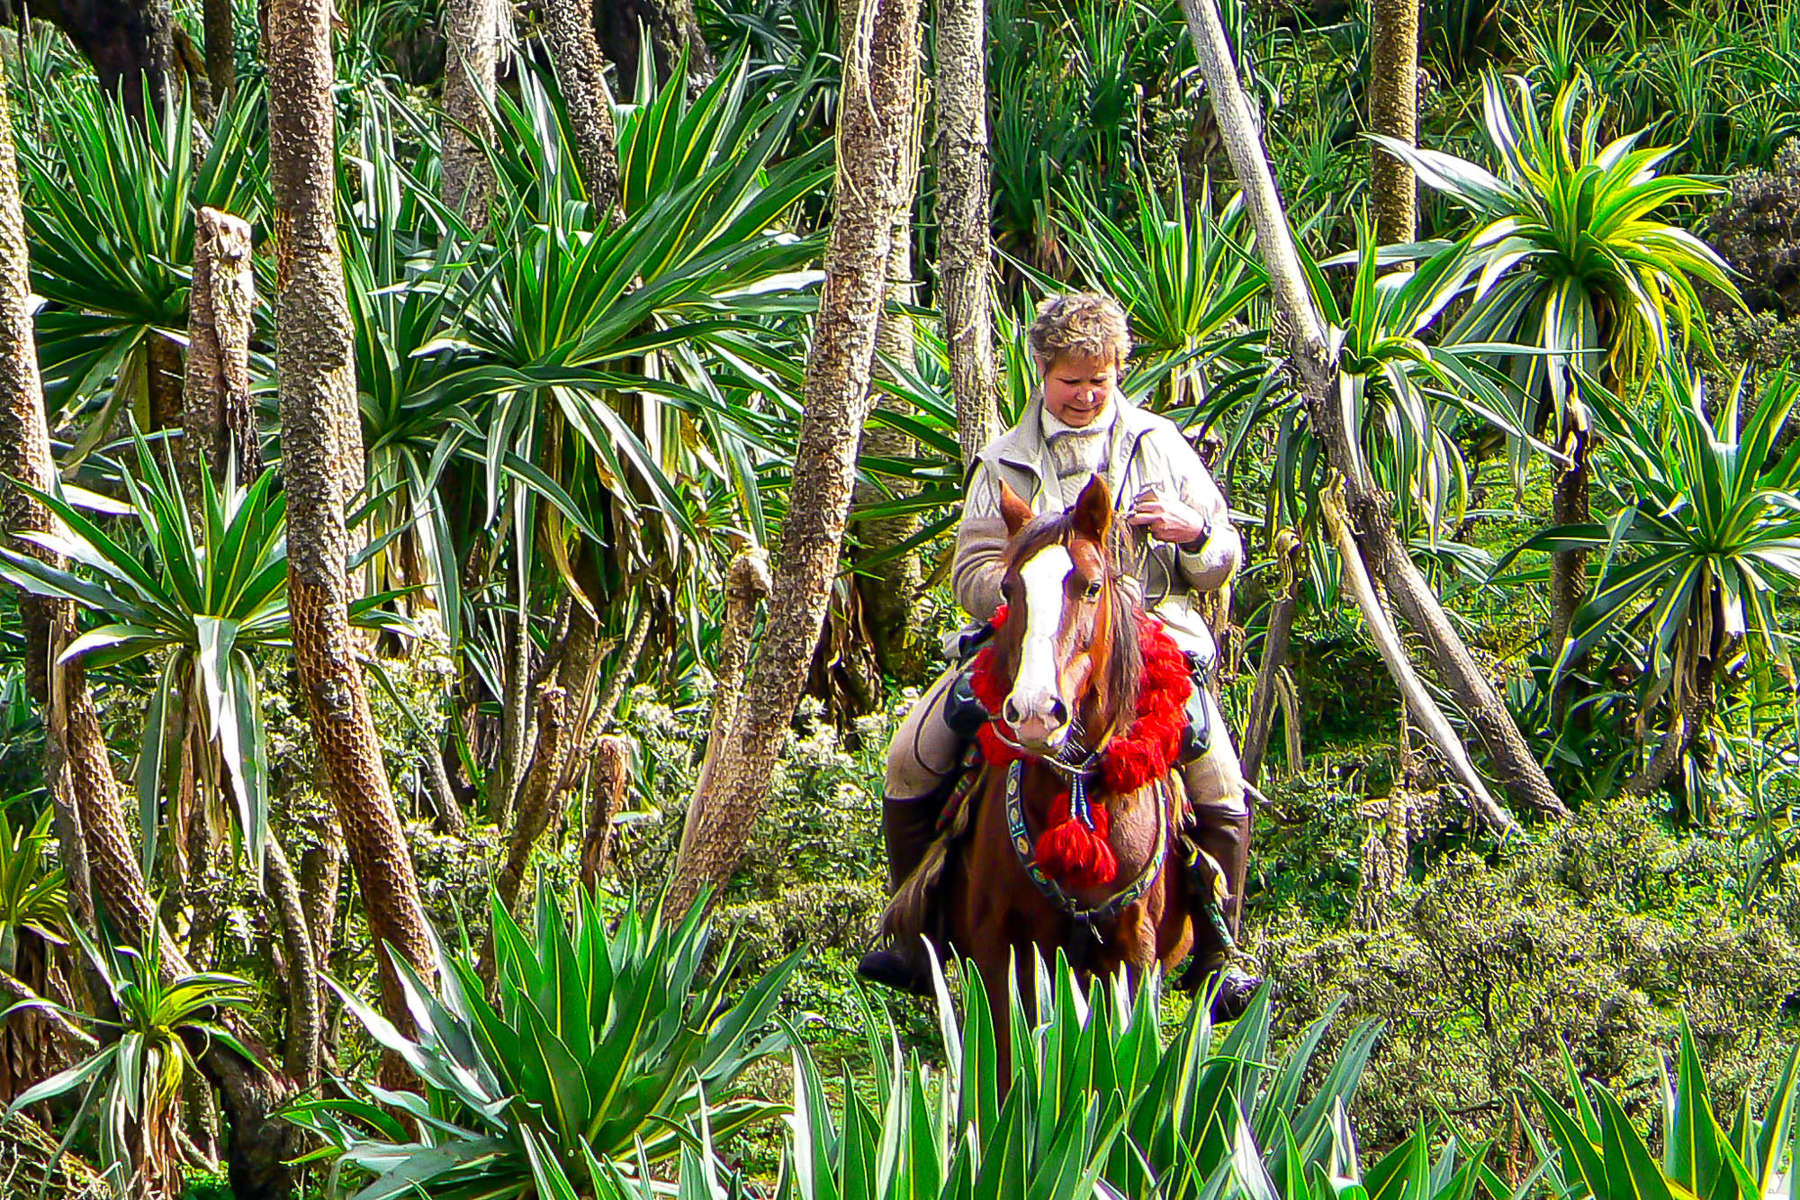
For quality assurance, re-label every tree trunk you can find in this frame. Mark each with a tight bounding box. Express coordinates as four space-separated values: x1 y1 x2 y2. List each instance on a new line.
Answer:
542 0 623 215
442 0 498 224
33 0 175 123
580 736 630 888
299 813 343 1041
263 838 319 1088
204 0 237 101
849 0 929 685
496 590 534 826
1549 411 1591 715
595 0 714 94
667 0 922 917
1239 530 1301 786
934 0 1001 466
678 549 770 856
1178 0 1569 821
186 207 260 482
268 0 439 1033
148 332 185 433
479 684 569 978
1322 484 1515 833
1 81 295 1195
1368 0 1418 245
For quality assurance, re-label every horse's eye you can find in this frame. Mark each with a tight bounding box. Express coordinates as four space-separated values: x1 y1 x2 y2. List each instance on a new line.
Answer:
1083 579 1103 602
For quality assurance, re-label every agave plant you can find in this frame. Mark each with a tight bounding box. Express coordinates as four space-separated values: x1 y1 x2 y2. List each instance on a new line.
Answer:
0 433 401 876
618 951 1512 1200
1527 1017 1800 1200
285 886 803 1199
1505 366 1800 806
2 924 259 1199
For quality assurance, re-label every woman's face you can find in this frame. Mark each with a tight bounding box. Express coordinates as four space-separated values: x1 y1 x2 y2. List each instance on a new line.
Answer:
1040 352 1117 428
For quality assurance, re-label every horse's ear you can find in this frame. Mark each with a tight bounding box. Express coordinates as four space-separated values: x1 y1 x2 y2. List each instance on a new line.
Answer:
999 480 1033 537
1072 474 1112 543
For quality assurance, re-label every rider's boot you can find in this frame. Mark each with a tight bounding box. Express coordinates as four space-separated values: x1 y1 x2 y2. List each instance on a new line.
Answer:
1184 805 1261 1023
855 794 944 997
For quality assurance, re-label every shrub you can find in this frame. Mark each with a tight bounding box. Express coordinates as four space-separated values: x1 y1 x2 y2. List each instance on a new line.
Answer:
1251 794 1800 1148
1707 142 1800 318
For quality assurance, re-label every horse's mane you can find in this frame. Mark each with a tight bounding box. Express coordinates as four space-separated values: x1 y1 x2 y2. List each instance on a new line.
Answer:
1001 510 1144 733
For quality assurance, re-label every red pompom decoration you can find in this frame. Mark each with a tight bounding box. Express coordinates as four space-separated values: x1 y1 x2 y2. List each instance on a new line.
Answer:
965 601 1193 893
1032 792 1117 889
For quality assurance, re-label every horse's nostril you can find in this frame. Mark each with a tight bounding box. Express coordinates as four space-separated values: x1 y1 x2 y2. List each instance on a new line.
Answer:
1004 698 1024 726
1048 698 1067 726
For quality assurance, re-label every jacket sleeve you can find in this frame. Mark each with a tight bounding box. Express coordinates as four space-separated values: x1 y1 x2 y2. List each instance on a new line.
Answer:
1167 431 1242 594
952 462 1011 621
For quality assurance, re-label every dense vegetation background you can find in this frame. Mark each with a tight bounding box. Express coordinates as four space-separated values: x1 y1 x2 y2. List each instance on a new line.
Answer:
0 0 1797 1194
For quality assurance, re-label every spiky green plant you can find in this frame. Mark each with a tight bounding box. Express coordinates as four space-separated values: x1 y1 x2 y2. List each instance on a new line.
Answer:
285 887 803 1199
1527 1016 1800 1200
1505 366 1800 806
0 433 401 876
20 80 265 441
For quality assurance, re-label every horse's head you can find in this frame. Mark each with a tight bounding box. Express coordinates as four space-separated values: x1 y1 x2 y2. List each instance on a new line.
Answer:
989 474 1140 753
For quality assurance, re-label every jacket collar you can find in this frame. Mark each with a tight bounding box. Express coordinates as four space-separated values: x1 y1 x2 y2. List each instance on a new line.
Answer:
985 387 1154 507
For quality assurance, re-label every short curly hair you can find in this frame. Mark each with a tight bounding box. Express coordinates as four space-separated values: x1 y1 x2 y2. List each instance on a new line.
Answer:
1026 293 1133 371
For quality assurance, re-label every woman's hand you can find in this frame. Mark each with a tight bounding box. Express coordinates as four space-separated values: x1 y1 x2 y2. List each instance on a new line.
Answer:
1127 488 1210 548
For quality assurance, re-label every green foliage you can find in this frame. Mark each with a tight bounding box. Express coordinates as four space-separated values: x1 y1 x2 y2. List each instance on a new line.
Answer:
1378 72 1739 471
0 805 67 977
1300 223 1534 540
632 952 1515 1200
0 433 399 877
19 79 266 436
2 926 260 1198
1527 1014 1800 1200
1258 792 1800 1147
286 887 803 1199
1522 367 1800 712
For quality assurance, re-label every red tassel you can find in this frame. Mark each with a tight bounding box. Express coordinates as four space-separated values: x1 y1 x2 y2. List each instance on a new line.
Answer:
1034 793 1117 889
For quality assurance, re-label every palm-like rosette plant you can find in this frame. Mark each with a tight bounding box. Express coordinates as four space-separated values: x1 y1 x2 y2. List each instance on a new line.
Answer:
2 925 259 1199
444 52 826 678
1289 224 1532 548
0 434 399 875
21 80 265 435
286 887 803 1199
1507 367 1800 802
340 90 478 645
1375 72 1737 419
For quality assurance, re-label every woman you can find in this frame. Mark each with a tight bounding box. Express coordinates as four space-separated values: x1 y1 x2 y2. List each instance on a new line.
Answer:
858 293 1259 1018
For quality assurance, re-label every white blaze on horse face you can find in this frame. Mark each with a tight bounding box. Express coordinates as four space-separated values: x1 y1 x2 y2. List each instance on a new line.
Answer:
1005 543 1075 748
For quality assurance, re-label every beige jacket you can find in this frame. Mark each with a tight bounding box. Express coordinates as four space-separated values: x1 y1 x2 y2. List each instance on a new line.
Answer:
950 389 1241 654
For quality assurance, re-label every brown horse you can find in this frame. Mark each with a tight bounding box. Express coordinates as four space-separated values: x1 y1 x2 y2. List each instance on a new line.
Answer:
936 474 1196 1070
